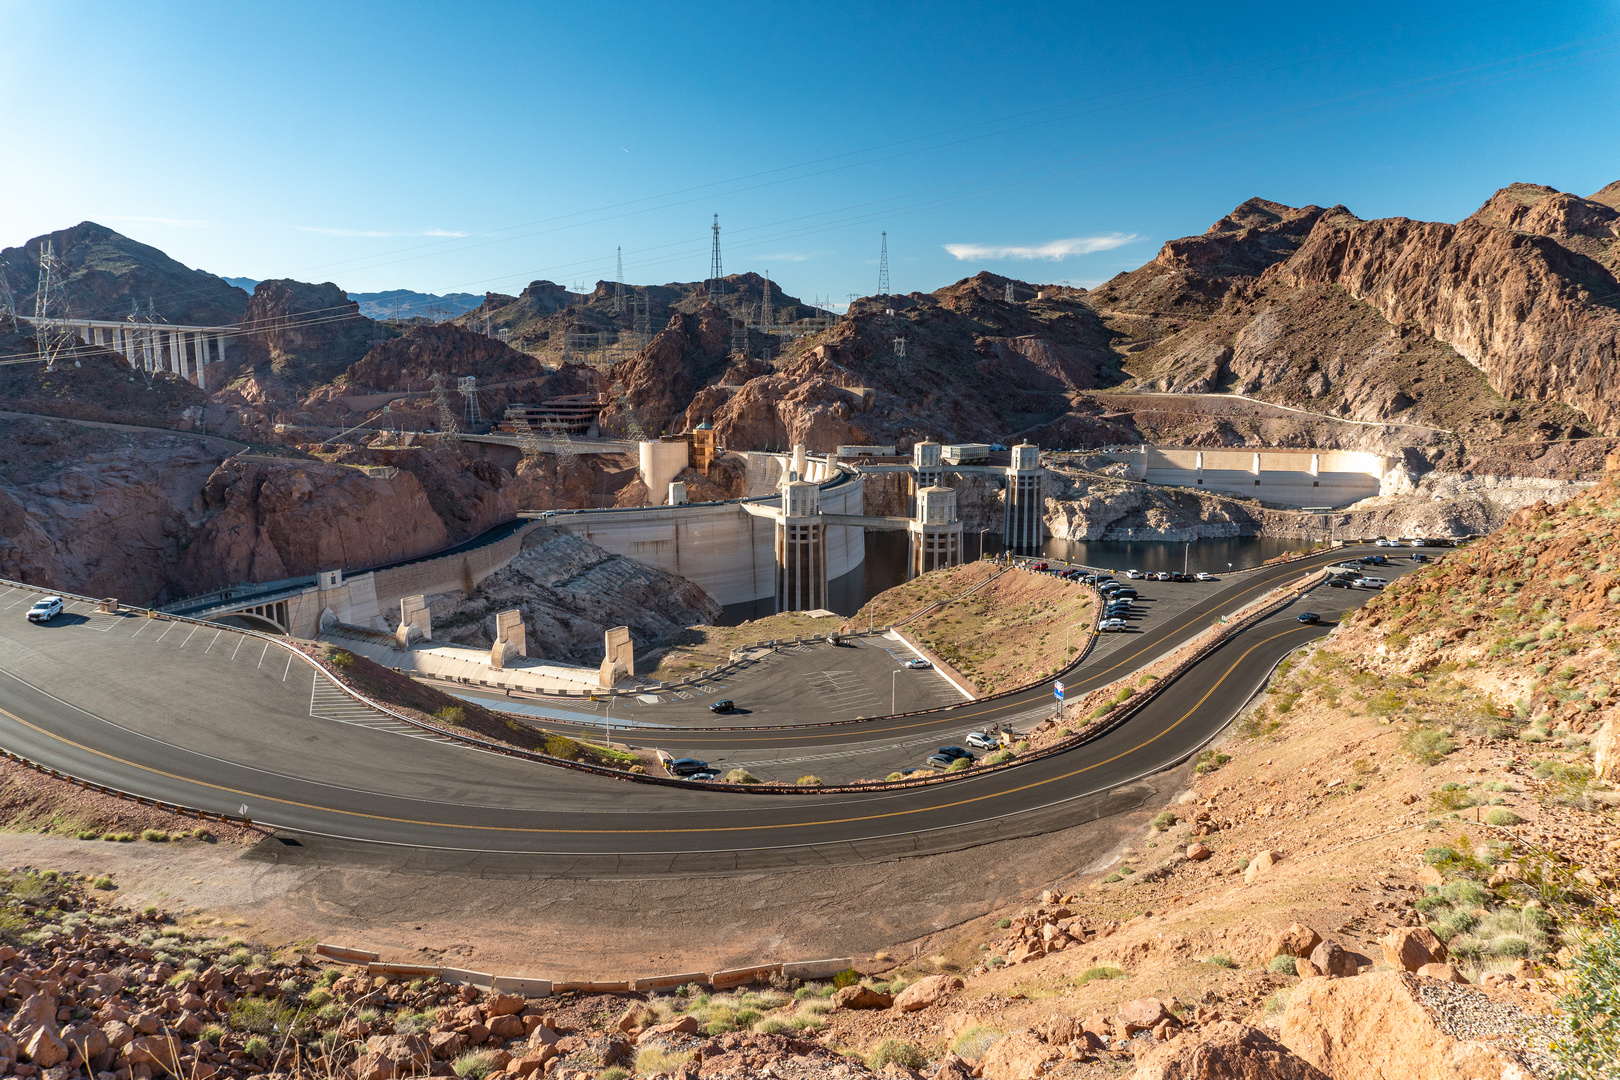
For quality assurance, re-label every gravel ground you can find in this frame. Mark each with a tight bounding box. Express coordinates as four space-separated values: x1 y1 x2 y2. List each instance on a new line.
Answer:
1417 980 1565 1079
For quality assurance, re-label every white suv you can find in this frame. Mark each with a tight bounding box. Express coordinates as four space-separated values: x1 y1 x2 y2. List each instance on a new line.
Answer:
26 597 64 623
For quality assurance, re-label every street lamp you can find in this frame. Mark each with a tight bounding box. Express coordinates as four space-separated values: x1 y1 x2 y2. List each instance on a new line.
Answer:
892 669 901 715
978 528 989 560
1064 621 1087 664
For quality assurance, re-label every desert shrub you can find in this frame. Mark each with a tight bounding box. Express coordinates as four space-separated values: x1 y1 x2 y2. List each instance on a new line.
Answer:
242 1036 270 1061
1195 750 1231 774
722 768 761 785
228 997 297 1037
1486 809 1523 826
867 1040 925 1070
1102 873 1123 883
953 1026 1003 1059
1207 954 1237 969
76 830 99 841
884 772 906 782
328 650 356 669
92 876 114 890
436 705 465 725
986 749 1014 765
635 1048 692 1074
598 1069 629 1080
948 757 972 772
831 967 861 989
753 1017 792 1035
796 775 822 786
1555 921 1620 1079
452 1051 495 1079
1076 966 1126 985
141 829 169 843
1402 727 1456 765
199 1024 226 1044
1151 812 1177 830
1269 954 1297 975
1431 785 1477 812
996 918 1011 929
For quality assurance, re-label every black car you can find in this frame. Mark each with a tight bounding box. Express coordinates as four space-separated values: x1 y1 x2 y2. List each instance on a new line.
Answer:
709 699 735 713
936 745 973 762
1360 555 1389 565
1169 571 1192 582
1297 612 1321 624
1328 577 1353 588
668 758 711 776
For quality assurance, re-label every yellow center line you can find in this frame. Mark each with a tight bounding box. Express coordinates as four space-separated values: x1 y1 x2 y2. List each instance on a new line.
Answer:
0 625 1307 837
574 558 1331 746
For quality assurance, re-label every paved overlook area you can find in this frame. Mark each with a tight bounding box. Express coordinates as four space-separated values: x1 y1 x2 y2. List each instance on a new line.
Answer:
0 547 1424 874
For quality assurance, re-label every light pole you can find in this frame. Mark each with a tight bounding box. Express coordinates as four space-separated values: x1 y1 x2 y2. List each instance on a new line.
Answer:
892 669 901 715
1064 621 1086 665
604 694 613 747
978 528 989 560
1184 541 1190 576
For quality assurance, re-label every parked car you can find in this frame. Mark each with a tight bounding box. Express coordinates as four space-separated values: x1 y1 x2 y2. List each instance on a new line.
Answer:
1030 561 1049 571
1125 569 1144 579
937 745 973 761
1154 571 1173 581
904 658 932 670
689 773 717 782
965 731 999 750
1328 577 1354 588
1406 539 1426 547
669 758 712 776
25 596 63 623
1337 561 1365 569
1412 553 1429 563
1375 538 1400 547
1353 576 1388 588
1359 555 1389 565
1100 618 1128 632
709 699 736 713
1113 588 1138 600
1194 572 1217 581
926 754 957 770
1297 612 1321 624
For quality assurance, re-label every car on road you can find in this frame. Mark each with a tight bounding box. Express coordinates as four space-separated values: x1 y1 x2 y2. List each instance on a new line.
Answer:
1412 553 1429 563
709 699 736 713
1125 569 1144 579
1297 612 1321 624
1194 572 1218 581
1353 576 1388 588
1100 618 1129 632
904 658 932 670
1359 555 1389 565
964 731 999 750
1169 571 1193 582
668 758 712 776
1375 538 1400 547
25 597 63 623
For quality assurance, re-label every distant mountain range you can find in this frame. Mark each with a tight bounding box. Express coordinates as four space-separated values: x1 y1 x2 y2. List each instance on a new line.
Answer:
223 279 483 321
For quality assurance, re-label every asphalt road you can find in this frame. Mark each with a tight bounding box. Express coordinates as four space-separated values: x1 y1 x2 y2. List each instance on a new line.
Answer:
0 547 1423 870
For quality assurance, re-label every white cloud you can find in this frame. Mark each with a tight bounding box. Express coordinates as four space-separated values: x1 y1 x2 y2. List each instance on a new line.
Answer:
759 251 827 262
943 233 1138 261
294 226 469 238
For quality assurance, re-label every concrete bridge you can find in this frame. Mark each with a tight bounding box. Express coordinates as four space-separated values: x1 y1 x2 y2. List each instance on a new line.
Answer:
20 315 234 390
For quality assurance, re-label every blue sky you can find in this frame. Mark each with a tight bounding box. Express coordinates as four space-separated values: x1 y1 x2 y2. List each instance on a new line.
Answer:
1 1 1616 307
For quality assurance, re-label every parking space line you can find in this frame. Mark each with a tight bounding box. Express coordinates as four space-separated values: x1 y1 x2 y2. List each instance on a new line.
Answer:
230 635 244 661
205 629 223 653
129 619 150 639
283 652 294 681
154 621 176 643
178 625 199 648
257 641 270 668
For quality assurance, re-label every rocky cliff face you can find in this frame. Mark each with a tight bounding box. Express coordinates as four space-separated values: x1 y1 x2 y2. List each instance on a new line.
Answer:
343 323 548 391
0 221 248 325
605 305 734 436
426 526 721 665
235 279 394 391
0 326 209 428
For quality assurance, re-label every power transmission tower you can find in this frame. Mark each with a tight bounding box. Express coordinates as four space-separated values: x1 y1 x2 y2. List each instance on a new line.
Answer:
1005 281 1015 303
0 276 16 330
878 231 889 295
760 270 773 328
459 376 481 426
634 287 651 342
893 337 907 362
732 317 746 357
707 214 724 299
615 247 626 316
610 380 649 442
429 373 462 442
32 241 73 370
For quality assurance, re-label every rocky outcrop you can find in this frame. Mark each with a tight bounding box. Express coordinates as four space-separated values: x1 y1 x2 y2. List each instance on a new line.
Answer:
236 279 394 390
690 346 872 452
1132 1022 1328 1080
0 221 248 325
428 527 720 665
606 306 733 437
1278 971 1537 1080
181 457 450 590
1278 188 1620 434
344 324 548 391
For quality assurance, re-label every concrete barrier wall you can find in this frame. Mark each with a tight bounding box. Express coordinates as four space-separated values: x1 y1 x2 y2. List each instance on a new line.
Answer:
1097 447 1387 507
371 522 545 610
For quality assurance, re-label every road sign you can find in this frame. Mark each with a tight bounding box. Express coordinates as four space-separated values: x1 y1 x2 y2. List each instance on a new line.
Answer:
1054 681 1065 701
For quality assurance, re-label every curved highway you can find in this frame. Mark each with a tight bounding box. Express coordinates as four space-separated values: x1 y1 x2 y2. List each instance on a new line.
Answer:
0 547 1416 870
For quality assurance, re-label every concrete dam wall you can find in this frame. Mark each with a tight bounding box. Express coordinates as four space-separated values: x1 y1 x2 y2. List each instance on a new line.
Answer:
1095 447 1390 507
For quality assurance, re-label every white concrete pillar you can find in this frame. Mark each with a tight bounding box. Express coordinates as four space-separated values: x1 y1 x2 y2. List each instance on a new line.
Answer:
1251 452 1262 476
167 331 179 374
215 333 227 366
1195 450 1204 473
194 332 207 390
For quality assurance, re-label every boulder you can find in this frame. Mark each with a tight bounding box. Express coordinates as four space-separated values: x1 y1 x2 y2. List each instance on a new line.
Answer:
636 1016 700 1046
1280 970 1528 1080
1416 963 1469 984
1132 1021 1329 1080
933 1052 975 1080
351 1051 398 1080
364 1034 430 1070
1033 1014 1082 1046
1243 850 1282 885
22 1026 69 1069
100 1021 133 1051
1307 941 1357 978
1379 927 1446 973
1186 844 1211 861
892 975 964 1013
1118 998 1171 1033
61 1021 109 1063
1265 923 1323 961
980 1030 1062 1080
487 1014 526 1041
511 1051 554 1078
428 1031 466 1059
830 984 893 1010
484 993 526 1017
123 1035 184 1073
1295 955 1323 979
617 1004 657 1033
